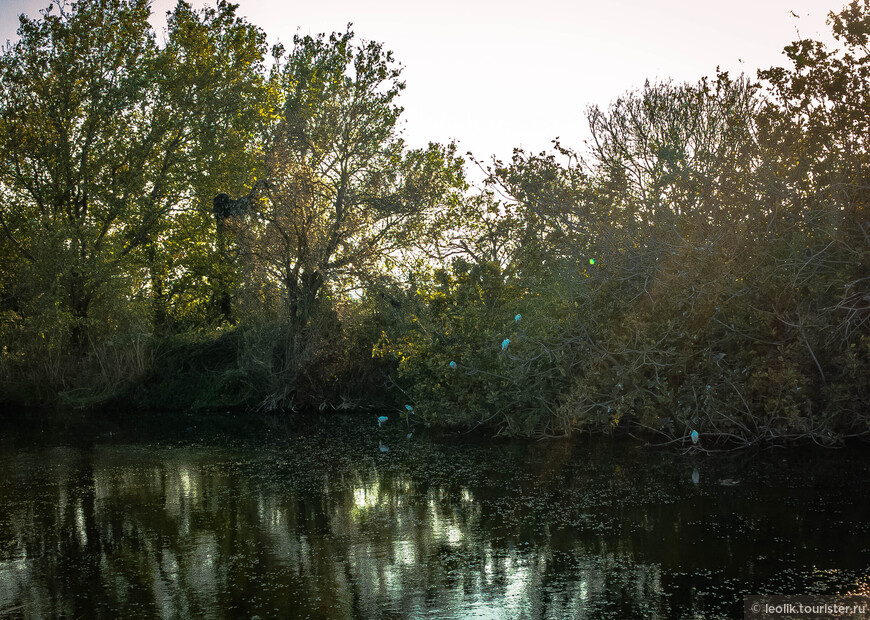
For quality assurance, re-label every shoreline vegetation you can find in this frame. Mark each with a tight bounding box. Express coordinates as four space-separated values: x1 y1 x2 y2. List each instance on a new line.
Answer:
2 1 870 448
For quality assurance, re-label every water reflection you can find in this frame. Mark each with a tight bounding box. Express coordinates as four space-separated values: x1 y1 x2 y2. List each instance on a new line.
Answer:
1 430 869 618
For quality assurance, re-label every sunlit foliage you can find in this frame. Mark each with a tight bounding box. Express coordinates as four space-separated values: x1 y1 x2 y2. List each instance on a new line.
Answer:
2 0 869 444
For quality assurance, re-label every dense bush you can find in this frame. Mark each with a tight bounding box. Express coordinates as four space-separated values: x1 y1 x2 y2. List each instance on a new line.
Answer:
3 0 870 446
378 260 579 433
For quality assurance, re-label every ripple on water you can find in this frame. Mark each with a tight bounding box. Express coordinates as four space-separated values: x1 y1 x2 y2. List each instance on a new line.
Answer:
0 422 868 618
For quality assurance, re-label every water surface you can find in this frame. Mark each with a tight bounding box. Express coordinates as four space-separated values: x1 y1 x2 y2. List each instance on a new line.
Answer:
1 418 869 618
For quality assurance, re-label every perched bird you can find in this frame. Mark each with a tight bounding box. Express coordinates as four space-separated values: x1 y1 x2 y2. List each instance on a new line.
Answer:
691 430 699 444
515 314 522 322
378 416 388 428
449 361 457 369
501 338 510 351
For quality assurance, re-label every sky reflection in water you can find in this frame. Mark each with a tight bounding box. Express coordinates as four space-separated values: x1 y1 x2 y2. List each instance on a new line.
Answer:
1 422 869 619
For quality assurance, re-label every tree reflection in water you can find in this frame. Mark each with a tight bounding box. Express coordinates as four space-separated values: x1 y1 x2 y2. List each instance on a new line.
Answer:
1 428 869 618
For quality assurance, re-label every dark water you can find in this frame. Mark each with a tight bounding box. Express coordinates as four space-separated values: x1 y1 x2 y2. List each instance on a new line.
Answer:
1 418 869 619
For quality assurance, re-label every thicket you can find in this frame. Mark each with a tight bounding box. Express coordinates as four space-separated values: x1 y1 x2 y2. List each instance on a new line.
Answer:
2 0 869 446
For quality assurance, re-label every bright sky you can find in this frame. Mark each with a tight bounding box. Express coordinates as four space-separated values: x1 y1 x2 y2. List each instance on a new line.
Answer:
1 0 842 167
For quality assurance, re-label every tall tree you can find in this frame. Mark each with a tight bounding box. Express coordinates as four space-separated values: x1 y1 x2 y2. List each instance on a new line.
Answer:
0 0 273 353
759 0 870 342
144 0 273 328
586 74 762 240
0 0 157 349
236 29 465 325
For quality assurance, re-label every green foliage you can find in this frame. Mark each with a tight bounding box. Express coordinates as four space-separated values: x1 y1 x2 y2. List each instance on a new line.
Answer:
380 5 870 442
143 0 274 329
379 260 584 435
2 0 870 446
129 328 260 411
0 0 157 352
232 28 465 332
0 0 273 396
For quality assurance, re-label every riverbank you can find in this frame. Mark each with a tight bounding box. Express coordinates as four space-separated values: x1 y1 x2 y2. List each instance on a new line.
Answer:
3 404 869 455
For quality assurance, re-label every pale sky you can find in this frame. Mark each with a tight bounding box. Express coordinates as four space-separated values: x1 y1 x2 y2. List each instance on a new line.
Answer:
1 0 841 167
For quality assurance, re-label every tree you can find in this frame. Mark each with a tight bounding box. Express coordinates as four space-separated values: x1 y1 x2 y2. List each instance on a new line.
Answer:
143 0 273 328
237 29 465 326
0 0 273 356
587 74 762 239
759 0 870 343
0 0 157 351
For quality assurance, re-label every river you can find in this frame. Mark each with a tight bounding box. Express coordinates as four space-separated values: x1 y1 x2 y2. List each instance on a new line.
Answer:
1 416 868 618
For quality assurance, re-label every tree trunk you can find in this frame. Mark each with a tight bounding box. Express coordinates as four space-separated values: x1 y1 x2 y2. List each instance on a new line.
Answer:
215 218 233 323
147 244 169 333
68 269 92 351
